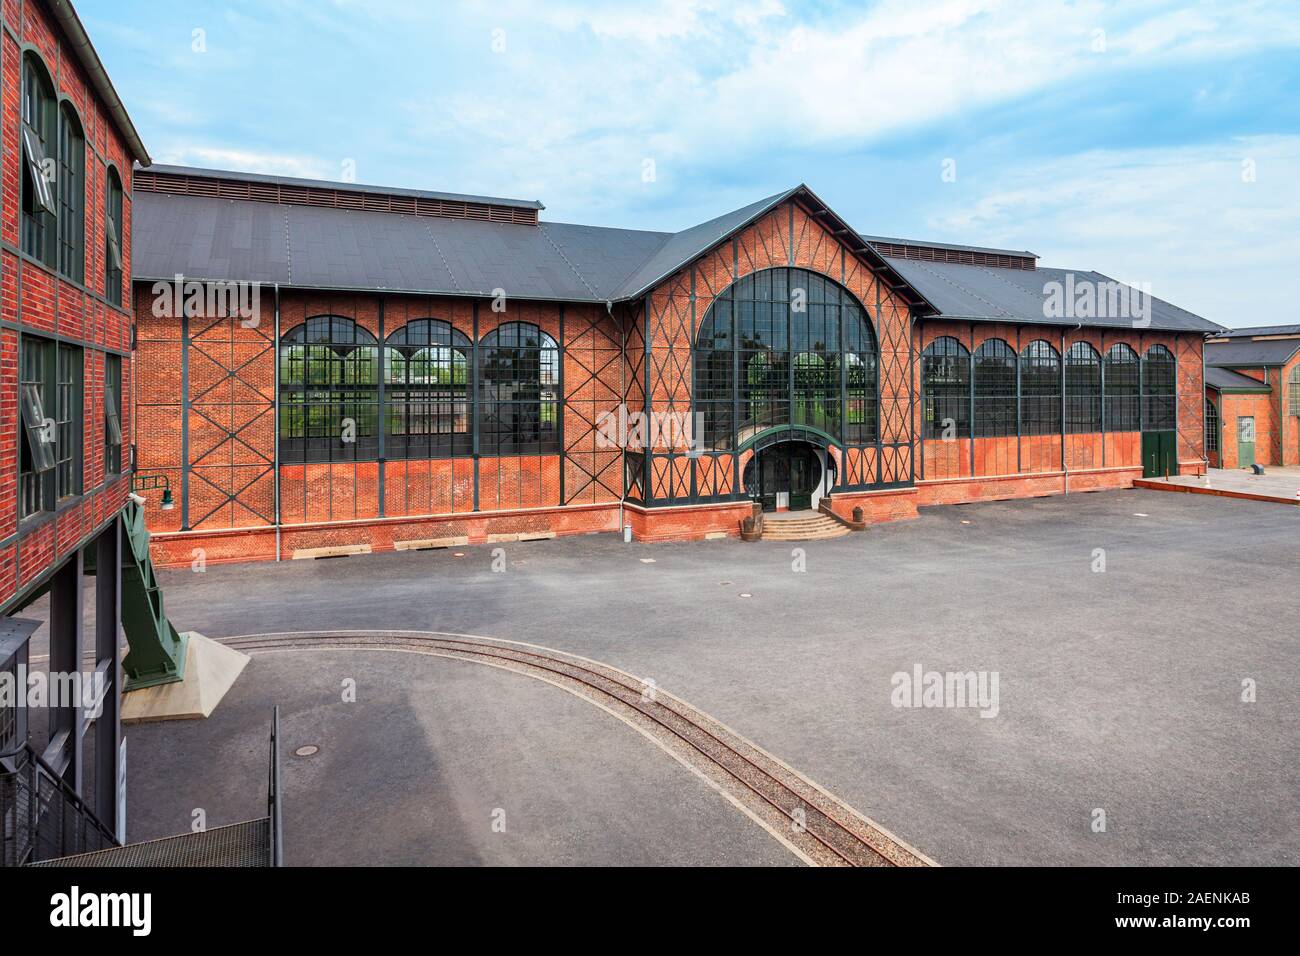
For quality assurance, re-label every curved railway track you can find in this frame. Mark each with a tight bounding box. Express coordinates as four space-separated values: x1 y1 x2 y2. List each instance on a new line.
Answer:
220 629 935 867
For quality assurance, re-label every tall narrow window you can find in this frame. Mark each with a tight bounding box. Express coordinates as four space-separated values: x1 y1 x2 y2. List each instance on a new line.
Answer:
105 168 125 306
106 353 123 475
1019 340 1061 435
55 344 82 499
1204 397 1219 455
479 322 560 455
1064 342 1102 433
843 301 878 443
973 339 1017 437
1288 365 1300 417
1141 345 1176 431
57 103 84 282
279 316 380 463
385 319 472 459
19 338 55 518
21 54 58 267
1103 344 1140 431
922 336 970 439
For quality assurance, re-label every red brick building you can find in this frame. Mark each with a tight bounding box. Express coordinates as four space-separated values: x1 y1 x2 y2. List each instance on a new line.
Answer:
1203 326 1300 470
129 168 1218 566
1 0 149 848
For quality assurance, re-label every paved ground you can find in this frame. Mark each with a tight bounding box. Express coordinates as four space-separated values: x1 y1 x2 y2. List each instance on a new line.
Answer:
1140 466 1300 503
130 488 1300 865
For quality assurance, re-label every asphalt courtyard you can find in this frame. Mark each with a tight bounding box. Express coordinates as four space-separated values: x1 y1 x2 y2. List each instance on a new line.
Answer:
126 487 1297 865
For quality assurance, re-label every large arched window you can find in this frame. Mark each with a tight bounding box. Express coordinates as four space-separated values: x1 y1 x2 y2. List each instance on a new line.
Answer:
385 320 471 459
1288 364 1300 417
1064 342 1101 432
693 267 877 449
105 167 125 305
21 53 57 267
279 316 380 463
973 339 1016 437
479 321 559 455
1019 340 1061 435
57 102 84 282
1141 344 1176 431
1104 344 1140 431
922 336 970 439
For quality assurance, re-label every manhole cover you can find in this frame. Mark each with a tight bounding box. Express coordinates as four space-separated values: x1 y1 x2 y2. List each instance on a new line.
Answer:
294 745 320 758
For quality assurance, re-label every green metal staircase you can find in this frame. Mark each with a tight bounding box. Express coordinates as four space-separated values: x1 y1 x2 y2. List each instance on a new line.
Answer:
119 496 188 691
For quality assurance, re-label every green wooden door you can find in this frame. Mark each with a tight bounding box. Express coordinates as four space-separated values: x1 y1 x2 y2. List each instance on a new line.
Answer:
1142 431 1178 478
1237 417 1256 469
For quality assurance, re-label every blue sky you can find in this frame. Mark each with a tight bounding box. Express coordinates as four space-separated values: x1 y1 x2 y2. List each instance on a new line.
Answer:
82 0 1300 327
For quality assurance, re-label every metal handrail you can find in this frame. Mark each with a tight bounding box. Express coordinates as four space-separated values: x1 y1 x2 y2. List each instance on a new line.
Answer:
267 706 283 867
1 742 118 865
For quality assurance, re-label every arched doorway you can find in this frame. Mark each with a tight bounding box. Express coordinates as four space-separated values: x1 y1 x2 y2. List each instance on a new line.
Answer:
743 439 832 512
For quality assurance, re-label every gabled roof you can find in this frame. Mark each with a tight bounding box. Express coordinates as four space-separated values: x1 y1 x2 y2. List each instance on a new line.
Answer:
130 164 1220 333
1216 324 1300 338
1206 338 1300 367
1205 367 1272 392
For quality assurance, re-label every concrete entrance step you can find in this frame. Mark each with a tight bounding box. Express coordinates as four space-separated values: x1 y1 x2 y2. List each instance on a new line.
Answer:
760 511 850 542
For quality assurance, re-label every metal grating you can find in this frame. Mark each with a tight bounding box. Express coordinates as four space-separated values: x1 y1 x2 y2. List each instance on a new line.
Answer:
30 818 272 868
134 170 540 224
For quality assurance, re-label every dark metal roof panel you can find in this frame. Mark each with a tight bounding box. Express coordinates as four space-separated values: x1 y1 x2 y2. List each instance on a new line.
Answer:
1218 324 1300 338
1206 339 1300 366
888 258 1222 333
610 189 797 300
1205 366 1271 391
133 192 289 284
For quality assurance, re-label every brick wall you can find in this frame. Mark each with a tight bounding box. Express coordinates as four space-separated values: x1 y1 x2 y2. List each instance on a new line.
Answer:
1 0 138 613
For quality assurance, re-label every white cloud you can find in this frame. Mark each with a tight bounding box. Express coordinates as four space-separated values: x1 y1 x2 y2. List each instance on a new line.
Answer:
927 135 1300 327
153 145 336 180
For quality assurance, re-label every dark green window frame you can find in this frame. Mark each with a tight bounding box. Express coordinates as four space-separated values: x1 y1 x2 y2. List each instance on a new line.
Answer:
19 336 81 517
479 321 560 456
1019 340 1062 435
973 338 1017 437
105 168 125 306
21 53 58 268
693 267 878 450
279 316 380 464
922 336 970 439
1141 345 1176 431
1104 343 1140 431
106 352 123 475
57 103 85 282
1064 342 1102 433
384 319 472 459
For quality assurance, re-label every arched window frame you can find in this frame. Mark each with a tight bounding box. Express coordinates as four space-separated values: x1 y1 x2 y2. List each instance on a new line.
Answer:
278 316 380 463
1064 342 1102 433
692 267 878 450
105 166 125 306
21 52 58 267
922 336 971 440
1103 344 1140 431
1141 344 1176 431
1287 364 1300 417
1019 340 1061 435
56 100 84 282
479 321 560 456
973 339 1017 437
384 319 472 459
